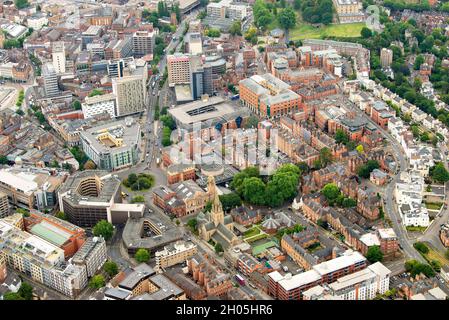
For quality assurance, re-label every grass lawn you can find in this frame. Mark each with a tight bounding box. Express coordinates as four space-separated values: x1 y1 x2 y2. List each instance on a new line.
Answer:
245 233 268 243
418 243 449 267
289 23 364 40
243 226 261 239
406 226 427 232
425 202 443 211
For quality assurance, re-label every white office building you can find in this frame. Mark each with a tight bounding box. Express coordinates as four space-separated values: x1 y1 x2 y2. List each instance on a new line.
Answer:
52 42 66 74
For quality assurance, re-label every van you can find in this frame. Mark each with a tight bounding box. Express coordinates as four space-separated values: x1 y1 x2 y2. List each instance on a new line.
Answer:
282 266 289 272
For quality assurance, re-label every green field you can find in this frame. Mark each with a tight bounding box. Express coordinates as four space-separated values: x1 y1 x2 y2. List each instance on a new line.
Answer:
425 202 443 211
289 23 365 40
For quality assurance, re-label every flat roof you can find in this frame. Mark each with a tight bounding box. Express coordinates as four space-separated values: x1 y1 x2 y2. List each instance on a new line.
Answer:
30 221 71 247
312 250 366 276
169 96 238 125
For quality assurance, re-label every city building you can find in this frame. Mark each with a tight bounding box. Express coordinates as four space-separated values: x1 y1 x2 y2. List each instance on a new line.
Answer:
24 211 86 258
105 264 186 300
52 41 66 74
155 241 198 270
58 170 145 227
112 73 147 116
268 250 367 300
188 253 233 297
42 63 60 97
0 219 88 298
132 30 156 57
303 262 391 300
71 236 107 277
80 118 141 171
239 73 304 118
380 48 393 69
0 168 65 210
81 93 117 119
167 53 191 86
332 0 365 23
0 191 9 218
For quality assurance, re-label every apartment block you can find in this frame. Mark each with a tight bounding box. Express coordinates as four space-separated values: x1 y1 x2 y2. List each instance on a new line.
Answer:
268 250 367 300
303 262 391 300
155 241 198 270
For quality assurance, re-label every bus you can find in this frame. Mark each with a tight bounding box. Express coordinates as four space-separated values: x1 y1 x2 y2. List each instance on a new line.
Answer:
235 274 246 286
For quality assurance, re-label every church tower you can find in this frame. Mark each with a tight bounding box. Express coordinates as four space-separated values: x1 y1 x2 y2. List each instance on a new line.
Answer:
207 175 224 226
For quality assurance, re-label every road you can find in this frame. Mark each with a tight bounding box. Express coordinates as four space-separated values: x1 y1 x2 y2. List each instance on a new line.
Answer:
341 94 426 262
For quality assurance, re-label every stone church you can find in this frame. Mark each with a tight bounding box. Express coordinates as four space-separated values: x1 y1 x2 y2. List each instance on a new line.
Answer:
197 175 239 249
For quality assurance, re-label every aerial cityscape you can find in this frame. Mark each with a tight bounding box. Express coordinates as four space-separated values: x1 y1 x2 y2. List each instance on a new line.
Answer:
1 0 449 303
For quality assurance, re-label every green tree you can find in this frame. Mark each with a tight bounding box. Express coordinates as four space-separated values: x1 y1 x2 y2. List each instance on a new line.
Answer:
244 115 259 129
414 55 425 70
335 129 349 144
321 183 341 202
92 220 114 241
296 162 309 174
135 248 150 263
72 100 81 110
277 7 297 31
361 27 372 38
204 201 213 212
187 218 197 231
206 28 221 37
14 0 29 9
366 246 383 263
219 192 242 212
103 261 119 277
242 177 266 205
342 197 357 208
356 145 364 154
413 242 429 254
3 292 25 300
214 242 224 254
357 160 380 179
131 195 145 203
55 211 67 220
18 282 33 300
88 89 105 97
89 275 106 289
229 21 242 36
319 147 333 167
0 155 8 164
430 163 449 183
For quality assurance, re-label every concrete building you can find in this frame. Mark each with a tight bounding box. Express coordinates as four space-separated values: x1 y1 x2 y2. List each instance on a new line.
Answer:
0 168 65 211
167 53 191 87
24 211 86 259
58 170 145 227
42 63 59 97
52 41 66 74
71 236 107 277
0 191 9 218
268 250 367 300
132 30 156 57
155 241 198 270
303 262 391 300
380 48 393 69
185 32 202 55
80 118 141 171
112 74 147 116
81 93 117 119
0 219 87 298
